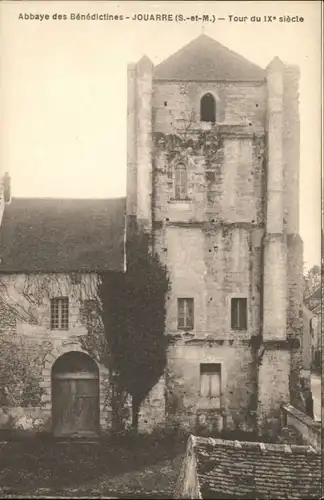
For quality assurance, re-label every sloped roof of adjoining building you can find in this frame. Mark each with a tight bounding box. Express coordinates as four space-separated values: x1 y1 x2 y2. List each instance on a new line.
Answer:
0 197 126 273
154 34 265 82
312 303 321 314
306 284 321 302
180 435 321 499
304 283 321 314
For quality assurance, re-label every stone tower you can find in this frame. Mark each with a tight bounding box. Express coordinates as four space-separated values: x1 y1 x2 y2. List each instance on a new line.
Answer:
127 35 303 437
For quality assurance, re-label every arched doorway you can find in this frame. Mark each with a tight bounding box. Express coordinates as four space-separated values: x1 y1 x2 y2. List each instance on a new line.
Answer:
52 351 99 438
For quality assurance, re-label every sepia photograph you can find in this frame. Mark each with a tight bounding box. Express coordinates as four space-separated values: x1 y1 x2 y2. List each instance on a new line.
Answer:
0 1 322 498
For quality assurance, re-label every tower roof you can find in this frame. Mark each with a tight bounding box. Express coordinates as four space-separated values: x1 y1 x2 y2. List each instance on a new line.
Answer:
154 34 265 82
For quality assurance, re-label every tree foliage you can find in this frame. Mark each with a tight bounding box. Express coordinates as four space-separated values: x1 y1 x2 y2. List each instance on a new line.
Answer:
97 224 171 425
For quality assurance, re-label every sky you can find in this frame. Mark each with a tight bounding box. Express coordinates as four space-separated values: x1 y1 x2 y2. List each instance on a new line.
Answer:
0 1 322 269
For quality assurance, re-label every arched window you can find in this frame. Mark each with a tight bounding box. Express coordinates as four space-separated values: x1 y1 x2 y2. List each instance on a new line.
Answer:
200 93 216 123
175 163 187 200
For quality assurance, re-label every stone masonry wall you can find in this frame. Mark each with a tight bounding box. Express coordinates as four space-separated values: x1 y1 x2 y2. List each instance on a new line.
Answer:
126 57 153 228
283 65 300 235
137 374 166 433
153 81 266 134
256 59 303 436
287 235 305 407
257 348 290 437
162 225 262 339
141 224 261 433
137 69 301 436
144 79 268 434
152 81 266 230
0 273 131 434
283 63 305 405
166 343 257 434
153 133 265 226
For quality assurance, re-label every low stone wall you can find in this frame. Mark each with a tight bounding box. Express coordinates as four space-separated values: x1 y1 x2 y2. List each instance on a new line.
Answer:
0 406 51 434
0 402 132 437
173 435 202 500
281 403 321 452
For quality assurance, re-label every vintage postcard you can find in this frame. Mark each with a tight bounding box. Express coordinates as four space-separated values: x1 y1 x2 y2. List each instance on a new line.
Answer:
0 1 322 498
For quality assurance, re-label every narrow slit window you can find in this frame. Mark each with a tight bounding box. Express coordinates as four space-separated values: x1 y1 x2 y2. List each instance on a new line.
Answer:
175 163 188 200
178 298 194 330
51 297 69 330
200 93 216 123
231 298 247 330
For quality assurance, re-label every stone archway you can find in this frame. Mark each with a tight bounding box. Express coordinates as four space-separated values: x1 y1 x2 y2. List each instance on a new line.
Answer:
51 351 100 438
41 345 111 434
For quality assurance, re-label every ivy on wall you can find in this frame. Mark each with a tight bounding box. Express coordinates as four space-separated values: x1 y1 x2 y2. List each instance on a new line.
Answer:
153 129 223 168
0 273 104 407
0 273 99 332
79 298 107 363
0 337 49 407
0 243 170 430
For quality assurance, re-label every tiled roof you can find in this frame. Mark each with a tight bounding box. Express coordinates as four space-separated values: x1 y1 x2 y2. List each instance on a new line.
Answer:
305 284 321 302
0 197 126 273
188 435 321 499
312 303 321 314
154 34 265 82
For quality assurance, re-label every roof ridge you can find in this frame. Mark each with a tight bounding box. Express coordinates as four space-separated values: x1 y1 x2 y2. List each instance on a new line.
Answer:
194 435 320 454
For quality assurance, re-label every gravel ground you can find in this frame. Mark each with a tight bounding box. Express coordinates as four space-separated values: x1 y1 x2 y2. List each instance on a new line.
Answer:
0 436 185 499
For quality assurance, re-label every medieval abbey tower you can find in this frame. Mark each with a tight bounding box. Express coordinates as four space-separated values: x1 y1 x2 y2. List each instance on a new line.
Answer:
127 34 304 437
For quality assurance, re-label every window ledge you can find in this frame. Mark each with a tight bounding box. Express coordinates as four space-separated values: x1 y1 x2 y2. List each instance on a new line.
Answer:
168 199 192 210
199 121 213 131
199 396 221 400
168 198 192 203
197 399 221 410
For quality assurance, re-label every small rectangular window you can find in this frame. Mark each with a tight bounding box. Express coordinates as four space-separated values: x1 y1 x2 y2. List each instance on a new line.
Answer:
200 363 221 398
231 298 247 330
51 297 69 330
178 298 194 330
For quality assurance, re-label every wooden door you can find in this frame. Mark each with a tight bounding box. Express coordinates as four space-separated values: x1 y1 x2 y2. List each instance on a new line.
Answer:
52 372 99 438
